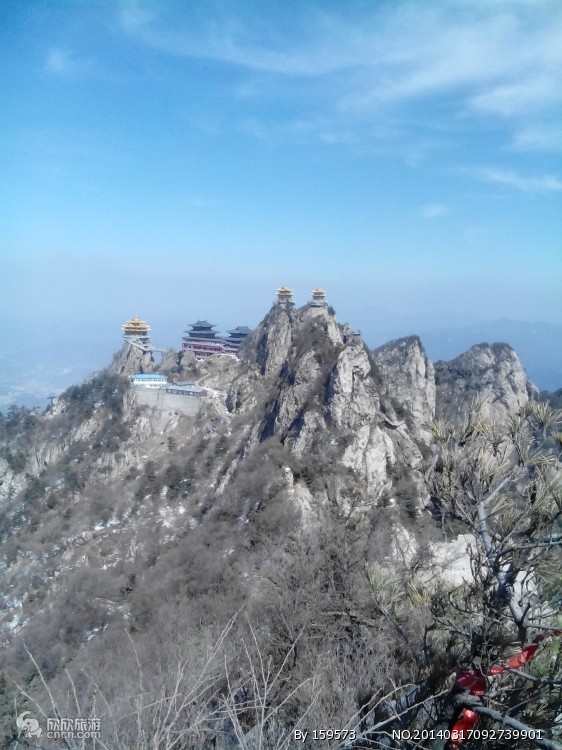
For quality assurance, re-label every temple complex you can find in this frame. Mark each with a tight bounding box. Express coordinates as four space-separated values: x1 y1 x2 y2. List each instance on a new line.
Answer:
182 320 224 358
223 326 252 354
125 288 333 363
182 321 252 358
122 316 151 341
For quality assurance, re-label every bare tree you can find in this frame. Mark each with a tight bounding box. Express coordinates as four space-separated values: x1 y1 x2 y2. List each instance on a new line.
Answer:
343 398 562 749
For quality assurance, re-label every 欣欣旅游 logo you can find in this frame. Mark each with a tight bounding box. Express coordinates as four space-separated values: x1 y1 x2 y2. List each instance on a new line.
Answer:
16 711 43 738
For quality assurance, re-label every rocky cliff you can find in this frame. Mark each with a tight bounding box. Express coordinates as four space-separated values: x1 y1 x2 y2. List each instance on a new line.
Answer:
434 342 538 427
371 335 435 441
108 341 154 377
0 298 552 750
0 299 539 663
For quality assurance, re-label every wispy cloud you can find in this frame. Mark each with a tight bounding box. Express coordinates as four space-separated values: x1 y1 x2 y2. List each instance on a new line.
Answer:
470 168 562 192
509 124 562 153
45 48 92 78
421 204 449 219
117 1 562 154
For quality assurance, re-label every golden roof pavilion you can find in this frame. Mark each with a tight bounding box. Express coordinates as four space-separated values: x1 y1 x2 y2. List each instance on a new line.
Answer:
276 286 293 302
122 316 151 338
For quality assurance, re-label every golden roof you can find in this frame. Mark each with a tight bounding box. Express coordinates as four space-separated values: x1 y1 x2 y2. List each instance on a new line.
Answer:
122 316 151 334
311 288 326 298
276 286 293 297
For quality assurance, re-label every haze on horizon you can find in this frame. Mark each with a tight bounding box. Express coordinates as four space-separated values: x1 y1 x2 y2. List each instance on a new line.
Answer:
1 0 561 404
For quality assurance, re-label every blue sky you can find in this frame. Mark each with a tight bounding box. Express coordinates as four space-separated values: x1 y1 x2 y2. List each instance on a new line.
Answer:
1 0 561 355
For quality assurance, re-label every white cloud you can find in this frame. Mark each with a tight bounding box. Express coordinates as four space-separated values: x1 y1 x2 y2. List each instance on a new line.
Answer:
117 1 562 152
421 204 449 219
119 3 155 34
469 76 560 118
509 125 562 153
45 48 91 78
471 168 562 192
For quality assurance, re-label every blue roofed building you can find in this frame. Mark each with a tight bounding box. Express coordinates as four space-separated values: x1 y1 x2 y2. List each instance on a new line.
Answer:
165 381 206 397
131 373 168 389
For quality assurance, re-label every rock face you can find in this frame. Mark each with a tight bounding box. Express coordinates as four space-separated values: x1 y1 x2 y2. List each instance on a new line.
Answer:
108 342 154 378
0 298 548 661
435 343 538 427
371 336 435 441
158 349 180 375
227 303 424 506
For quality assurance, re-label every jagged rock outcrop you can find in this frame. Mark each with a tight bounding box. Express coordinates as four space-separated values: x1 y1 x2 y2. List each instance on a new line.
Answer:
371 336 435 441
194 356 240 392
175 349 197 380
108 342 154 378
227 303 295 413
227 302 424 505
228 302 344 414
158 348 180 375
435 343 538 427
254 303 297 380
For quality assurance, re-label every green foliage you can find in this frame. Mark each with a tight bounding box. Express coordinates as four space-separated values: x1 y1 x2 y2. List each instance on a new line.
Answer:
214 434 229 456
291 318 341 370
0 446 26 473
0 672 20 745
0 405 38 440
163 463 183 499
62 466 82 491
135 459 163 500
23 476 46 505
366 350 384 386
195 438 208 454
62 373 128 419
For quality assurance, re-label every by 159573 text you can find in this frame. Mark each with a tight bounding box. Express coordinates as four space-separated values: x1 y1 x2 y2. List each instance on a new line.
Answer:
293 729 356 743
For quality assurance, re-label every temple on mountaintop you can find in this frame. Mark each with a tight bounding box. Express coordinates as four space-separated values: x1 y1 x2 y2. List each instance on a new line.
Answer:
182 320 251 359
122 316 151 341
182 320 223 358
224 326 252 353
310 288 327 306
276 286 293 304
123 286 328 362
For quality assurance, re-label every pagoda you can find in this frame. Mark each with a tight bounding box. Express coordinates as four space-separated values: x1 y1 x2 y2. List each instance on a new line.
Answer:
122 316 151 341
276 286 293 304
310 288 327 307
182 320 224 358
223 326 252 354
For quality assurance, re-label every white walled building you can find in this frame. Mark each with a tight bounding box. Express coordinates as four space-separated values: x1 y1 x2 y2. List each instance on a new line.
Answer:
131 373 168 389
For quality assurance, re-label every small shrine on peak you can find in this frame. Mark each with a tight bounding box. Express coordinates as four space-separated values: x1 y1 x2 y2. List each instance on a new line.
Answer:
276 286 294 304
310 288 327 307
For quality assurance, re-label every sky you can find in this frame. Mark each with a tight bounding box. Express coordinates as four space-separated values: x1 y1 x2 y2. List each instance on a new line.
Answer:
1 0 562 388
